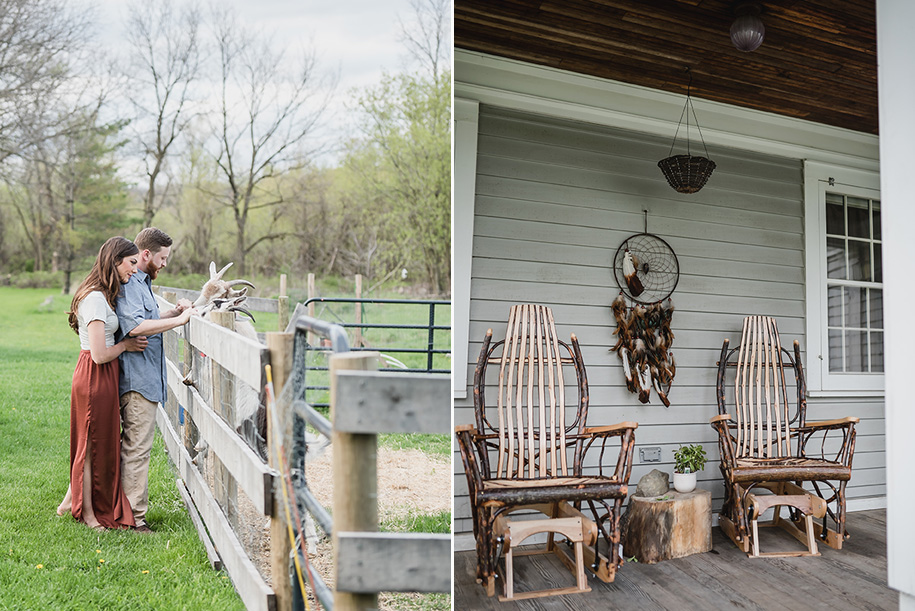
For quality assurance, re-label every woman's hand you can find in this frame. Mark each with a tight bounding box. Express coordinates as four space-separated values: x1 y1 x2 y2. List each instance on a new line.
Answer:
123 335 148 352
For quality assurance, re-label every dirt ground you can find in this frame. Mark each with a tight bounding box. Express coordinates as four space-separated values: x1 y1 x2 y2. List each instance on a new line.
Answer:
225 445 450 609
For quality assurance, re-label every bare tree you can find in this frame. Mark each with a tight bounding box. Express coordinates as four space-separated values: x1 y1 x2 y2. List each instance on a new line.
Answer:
398 0 451 79
0 0 95 164
202 7 334 275
124 0 201 226
0 0 113 279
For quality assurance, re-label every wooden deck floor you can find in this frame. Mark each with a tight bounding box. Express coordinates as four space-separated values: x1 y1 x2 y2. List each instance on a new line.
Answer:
454 509 895 610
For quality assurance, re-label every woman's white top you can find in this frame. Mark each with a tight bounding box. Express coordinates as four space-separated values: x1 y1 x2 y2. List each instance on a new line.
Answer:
77 290 119 350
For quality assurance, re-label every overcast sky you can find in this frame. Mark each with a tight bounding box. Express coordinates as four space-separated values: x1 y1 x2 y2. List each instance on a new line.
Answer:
91 0 420 165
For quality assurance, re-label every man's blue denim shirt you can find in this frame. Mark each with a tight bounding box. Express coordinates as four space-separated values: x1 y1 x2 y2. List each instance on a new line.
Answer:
116 270 166 404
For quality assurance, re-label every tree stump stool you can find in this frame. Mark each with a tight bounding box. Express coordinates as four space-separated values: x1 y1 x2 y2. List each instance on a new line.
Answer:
622 488 712 563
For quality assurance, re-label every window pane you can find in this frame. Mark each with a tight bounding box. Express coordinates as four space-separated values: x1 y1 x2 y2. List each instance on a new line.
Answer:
826 198 844 235
874 242 882 283
844 330 866 372
847 239 871 281
847 196 869 238
844 286 865 328
828 285 843 327
870 289 883 329
870 331 884 372
873 200 881 240
826 237 846 279
828 329 843 372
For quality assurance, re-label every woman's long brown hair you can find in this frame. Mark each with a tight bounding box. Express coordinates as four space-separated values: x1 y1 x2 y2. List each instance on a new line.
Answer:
67 237 139 334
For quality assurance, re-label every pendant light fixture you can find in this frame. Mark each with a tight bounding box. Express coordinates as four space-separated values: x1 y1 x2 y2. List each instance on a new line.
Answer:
657 69 716 194
730 2 765 52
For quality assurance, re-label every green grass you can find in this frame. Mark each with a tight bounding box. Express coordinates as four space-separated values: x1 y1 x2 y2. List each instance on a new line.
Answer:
379 433 450 457
0 287 245 610
381 509 451 534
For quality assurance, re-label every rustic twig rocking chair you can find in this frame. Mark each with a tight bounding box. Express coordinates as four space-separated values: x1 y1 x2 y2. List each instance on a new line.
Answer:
713 315 859 557
456 304 638 600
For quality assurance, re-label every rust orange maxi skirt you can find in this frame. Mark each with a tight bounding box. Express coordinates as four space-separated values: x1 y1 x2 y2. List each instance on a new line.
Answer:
69 351 135 529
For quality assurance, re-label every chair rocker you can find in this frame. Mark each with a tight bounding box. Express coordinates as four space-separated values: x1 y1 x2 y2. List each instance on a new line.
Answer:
712 315 859 557
456 304 638 600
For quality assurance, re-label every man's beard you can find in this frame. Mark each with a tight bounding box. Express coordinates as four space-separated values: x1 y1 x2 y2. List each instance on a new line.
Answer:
146 260 161 280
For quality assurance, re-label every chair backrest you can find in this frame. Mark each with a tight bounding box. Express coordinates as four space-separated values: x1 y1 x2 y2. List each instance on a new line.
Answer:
717 315 806 459
473 304 588 479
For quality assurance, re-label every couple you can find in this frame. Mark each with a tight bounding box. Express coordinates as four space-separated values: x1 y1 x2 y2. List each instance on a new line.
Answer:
57 228 197 531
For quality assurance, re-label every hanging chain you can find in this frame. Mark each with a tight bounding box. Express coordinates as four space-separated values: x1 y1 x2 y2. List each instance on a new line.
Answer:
666 67 712 159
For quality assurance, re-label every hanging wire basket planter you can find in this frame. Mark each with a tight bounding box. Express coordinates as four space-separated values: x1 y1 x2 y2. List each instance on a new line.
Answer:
658 154 716 194
658 68 716 194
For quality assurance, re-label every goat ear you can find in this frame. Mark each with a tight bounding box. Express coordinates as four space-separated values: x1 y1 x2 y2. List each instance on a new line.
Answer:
209 261 217 278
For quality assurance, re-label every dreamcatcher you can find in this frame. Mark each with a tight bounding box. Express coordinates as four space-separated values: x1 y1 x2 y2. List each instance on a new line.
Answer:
610 215 680 406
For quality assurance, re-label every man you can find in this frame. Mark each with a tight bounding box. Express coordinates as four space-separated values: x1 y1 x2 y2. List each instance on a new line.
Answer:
116 227 197 532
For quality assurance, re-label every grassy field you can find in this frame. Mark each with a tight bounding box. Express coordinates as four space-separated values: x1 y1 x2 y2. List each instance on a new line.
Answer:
0 286 451 610
0 288 245 610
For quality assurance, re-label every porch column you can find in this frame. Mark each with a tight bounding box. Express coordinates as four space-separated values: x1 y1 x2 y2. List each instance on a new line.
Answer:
876 2 915 610
453 98 480 399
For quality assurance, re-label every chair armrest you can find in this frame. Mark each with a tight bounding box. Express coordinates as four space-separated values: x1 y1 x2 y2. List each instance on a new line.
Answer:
710 413 737 468
580 422 637 483
796 416 859 430
455 424 487 496
583 421 639 436
793 417 858 466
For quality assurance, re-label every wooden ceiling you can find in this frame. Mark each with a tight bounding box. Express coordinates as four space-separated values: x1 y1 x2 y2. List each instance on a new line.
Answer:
455 0 878 134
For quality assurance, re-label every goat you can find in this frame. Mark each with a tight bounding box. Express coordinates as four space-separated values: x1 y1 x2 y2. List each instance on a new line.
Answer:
184 262 329 554
183 262 329 465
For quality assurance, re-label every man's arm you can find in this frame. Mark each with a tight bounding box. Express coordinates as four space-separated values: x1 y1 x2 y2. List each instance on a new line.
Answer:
128 307 197 336
160 298 193 319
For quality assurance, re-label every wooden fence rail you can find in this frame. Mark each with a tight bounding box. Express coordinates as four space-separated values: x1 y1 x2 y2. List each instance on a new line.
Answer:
155 296 451 611
156 294 281 611
329 355 452 608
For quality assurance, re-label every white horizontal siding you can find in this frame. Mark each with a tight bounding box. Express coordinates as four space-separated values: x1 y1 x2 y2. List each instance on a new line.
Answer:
454 106 885 541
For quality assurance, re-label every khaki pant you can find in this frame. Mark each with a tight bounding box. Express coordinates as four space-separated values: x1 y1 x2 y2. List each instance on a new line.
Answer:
120 391 158 527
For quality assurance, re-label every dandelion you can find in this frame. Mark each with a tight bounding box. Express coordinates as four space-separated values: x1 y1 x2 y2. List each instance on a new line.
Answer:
99 559 105 563
142 570 149 574
96 549 101 554
35 564 43 569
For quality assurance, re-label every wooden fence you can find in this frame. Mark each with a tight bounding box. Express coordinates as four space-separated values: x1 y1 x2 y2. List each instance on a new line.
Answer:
324 352 451 608
153 294 452 611
156 292 283 611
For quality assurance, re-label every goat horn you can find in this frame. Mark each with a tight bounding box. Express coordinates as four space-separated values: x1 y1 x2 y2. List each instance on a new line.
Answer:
226 279 255 289
229 306 256 322
210 261 232 280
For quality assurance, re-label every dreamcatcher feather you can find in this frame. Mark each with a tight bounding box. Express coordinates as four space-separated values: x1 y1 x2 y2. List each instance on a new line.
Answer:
611 293 676 407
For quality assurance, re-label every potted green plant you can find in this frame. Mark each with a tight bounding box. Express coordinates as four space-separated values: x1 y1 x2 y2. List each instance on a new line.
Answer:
673 444 707 493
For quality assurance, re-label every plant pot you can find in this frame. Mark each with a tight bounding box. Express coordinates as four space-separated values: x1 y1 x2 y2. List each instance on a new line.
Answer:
673 471 697 493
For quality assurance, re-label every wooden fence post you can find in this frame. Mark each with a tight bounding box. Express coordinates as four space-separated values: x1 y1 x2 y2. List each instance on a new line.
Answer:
267 332 294 611
354 274 363 348
278 274 289 332
210 311 238 530
331 352 380 611
307 273 316 345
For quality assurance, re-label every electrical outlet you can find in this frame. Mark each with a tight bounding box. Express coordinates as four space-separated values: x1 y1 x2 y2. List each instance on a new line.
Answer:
639 446 662 463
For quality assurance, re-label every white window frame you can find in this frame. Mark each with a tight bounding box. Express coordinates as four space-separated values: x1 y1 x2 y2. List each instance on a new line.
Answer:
804 160 884 396
452 98 480 399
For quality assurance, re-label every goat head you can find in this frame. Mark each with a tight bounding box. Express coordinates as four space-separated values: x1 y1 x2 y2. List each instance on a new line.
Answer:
193 261 256 307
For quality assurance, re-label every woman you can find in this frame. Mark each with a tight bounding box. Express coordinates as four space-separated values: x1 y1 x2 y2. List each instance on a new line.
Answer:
57 237 148 530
